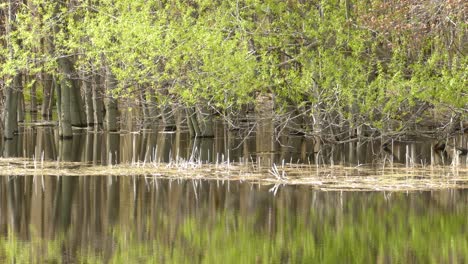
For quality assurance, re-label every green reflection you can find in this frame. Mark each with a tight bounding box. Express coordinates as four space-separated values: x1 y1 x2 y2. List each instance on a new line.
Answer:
0 177 466 264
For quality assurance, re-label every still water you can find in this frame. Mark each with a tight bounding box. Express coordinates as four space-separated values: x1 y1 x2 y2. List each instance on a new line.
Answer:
0 124 467 263
0 176 466 263
2 126 467 166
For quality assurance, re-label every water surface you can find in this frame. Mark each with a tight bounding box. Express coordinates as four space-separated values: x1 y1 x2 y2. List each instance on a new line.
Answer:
3 126 468 167
1 123 467 263
0 176 466 263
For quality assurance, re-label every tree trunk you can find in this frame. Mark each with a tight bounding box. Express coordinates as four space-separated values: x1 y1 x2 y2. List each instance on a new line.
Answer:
160 82 175 130
83 75 94 127
139 86 150 129
57 56 86 137
255 93 276 167
57 58 74 139
56 76 62 128
196 106 214 137
3 74 20 140
29 75 37 113
70 78 85 127
105 68 119 132
58 75 72 139
41 73 53 119
148 88 159 130
0 84 3 126
92 73 104 127
17 85 25 123
162 104 175 130
186 107 201 137
3 0 21 141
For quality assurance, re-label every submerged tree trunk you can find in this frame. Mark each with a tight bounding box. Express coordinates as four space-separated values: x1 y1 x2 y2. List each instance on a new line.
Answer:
56 56 86 137
105 68 119 132
186 106 214 137
56 77 62 132
147 88 159 130
92 73 104 127
139 87 159 130
29 75 37 113
58 78 72 139
106 133 120 165
83 75 94 128
17 83 25 123
186 107 201 137
255 93 276 167
51 1 84 136
3 0 21 141
57 58 73 139
3 74 21 140
159 82 175 130
70 77 85 127
196 106 214 137
139 86 150 129
162 104 176 130
41 73 53 119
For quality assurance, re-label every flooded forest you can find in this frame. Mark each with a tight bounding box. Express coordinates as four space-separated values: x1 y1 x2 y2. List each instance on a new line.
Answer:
0 1 467 263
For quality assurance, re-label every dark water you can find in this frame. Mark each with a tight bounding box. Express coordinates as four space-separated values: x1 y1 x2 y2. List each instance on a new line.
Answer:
2 125 467 166
0 176 466 263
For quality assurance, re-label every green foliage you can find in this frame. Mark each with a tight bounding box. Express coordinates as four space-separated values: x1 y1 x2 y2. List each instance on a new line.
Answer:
0 0 465 132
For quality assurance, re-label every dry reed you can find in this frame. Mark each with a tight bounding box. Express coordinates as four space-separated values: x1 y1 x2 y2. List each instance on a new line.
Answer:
0 157 467 191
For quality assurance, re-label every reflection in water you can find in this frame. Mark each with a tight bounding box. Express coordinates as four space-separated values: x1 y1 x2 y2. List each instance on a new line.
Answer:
2 126 467 167
107 133 120 165
2 136 19 158
0 176 466 263
59 139 73 162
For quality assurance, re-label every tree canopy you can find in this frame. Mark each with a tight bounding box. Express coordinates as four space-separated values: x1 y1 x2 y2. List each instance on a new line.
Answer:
1 0 466 139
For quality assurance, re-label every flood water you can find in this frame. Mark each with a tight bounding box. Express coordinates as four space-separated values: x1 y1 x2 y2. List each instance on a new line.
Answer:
0 176 467 263
2 125 468 166
0 124 467 263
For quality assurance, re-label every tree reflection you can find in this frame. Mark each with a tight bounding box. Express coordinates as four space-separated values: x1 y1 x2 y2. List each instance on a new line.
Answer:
0 176 466 263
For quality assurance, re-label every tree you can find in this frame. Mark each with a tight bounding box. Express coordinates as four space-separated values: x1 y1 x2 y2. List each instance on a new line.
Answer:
1 0 466 145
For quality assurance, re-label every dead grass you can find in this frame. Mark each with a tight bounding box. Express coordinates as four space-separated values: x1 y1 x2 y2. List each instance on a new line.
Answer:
0 157 467 191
